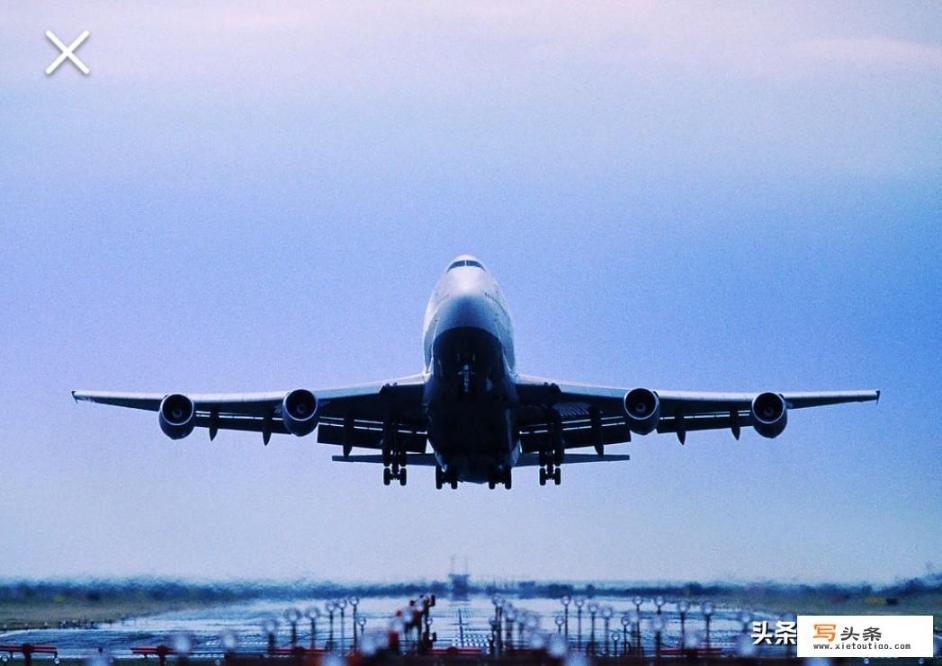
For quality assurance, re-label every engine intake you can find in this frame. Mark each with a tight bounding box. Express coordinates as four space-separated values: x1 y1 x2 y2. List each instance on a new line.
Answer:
751 391 787 438
282 389 319 437
159 393 195 439
623 388 660 435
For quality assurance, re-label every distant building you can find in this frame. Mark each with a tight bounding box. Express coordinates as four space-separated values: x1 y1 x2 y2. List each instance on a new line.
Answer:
448 557 470 598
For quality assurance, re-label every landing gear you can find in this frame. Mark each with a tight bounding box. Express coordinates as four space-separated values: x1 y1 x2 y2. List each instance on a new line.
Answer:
486 468 511 490
435 466 459 490
538 461 562 486
383 454 408 486
382 417 408 486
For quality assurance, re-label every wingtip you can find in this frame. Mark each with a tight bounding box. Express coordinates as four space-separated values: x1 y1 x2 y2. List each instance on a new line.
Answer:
876 389 881 403
71 390 78 402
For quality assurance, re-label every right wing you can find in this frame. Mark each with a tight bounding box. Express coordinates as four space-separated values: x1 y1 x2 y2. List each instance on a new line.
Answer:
72 373 428 450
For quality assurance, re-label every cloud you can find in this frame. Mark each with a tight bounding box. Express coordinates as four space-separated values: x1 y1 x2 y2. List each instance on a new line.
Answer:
792 37 942 70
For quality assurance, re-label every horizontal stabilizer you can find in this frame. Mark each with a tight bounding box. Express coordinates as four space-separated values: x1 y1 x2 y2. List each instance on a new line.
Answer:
332 453 439 466
515 452 630 467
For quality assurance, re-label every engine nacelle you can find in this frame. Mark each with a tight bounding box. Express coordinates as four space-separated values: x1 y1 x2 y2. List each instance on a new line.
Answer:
623 388 660 435
751 391 788 438
282 388 319 437
159 393 195 439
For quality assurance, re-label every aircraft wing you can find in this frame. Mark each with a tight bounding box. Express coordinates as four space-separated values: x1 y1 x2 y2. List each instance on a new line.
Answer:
72 374 428 448
514 374 879 448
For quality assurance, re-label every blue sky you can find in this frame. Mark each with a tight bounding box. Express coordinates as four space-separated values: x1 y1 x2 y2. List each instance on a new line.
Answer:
1 2 940 583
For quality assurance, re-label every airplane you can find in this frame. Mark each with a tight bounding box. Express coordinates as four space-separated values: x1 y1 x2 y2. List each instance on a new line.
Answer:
73 254 879 489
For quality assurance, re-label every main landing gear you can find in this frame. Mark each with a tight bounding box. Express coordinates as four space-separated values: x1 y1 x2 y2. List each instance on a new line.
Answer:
486 468 512 490
382 446 407 486
538 450 562 486
435 466 458 490
539 465 561 486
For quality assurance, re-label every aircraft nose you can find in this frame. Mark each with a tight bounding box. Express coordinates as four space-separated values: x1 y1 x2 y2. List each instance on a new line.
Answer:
435 289 499 337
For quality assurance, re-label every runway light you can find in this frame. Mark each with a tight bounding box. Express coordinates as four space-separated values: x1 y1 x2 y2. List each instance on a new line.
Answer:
678 600 689 613
702 601 714 617
262 618 279 635
171 633 193 656
548 634 567 658
220 630 239 652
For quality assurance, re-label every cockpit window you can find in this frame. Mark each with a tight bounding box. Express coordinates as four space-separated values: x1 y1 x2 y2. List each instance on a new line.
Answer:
447 259 484 271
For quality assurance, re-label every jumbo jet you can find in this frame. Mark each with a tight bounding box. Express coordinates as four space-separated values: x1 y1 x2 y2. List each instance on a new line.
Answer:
73 255 879 489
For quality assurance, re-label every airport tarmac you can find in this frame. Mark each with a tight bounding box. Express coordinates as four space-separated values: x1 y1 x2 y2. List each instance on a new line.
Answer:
0 594 780 660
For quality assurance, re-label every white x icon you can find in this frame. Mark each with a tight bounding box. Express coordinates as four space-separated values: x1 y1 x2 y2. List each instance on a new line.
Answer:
45 30 90 76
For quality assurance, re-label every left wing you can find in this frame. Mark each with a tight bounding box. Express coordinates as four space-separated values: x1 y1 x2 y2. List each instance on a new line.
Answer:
72 374 427 449
514 374 879 448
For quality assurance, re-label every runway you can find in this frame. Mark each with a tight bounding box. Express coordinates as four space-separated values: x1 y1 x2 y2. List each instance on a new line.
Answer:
0 594 782 660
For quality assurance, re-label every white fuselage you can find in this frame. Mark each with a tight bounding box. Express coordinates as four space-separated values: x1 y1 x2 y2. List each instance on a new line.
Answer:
420 257 520 482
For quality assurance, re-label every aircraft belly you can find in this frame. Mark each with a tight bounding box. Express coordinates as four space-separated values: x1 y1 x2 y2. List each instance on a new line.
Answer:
425 326 518 482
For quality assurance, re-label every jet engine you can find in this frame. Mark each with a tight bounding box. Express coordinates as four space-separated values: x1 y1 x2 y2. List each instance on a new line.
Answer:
159 393 196 439
623 388 660 434
282 388 319 436
751 391 788 438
